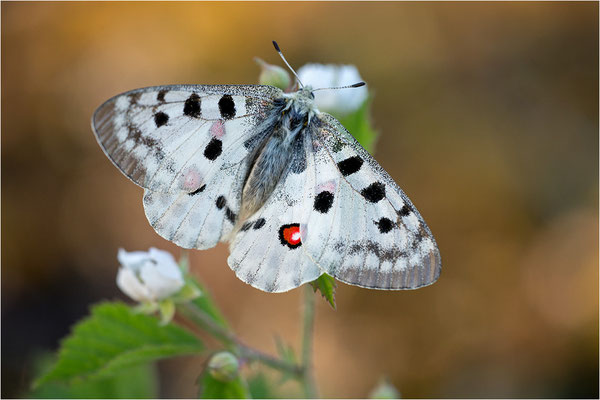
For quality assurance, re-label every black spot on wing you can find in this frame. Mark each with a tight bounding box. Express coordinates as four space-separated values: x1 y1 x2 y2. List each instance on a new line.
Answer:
337 156 363 176
216 196 226 209
361 182 386 203
375 217 394 233
153 112 169 127
398 204 412 217
204 138 223 160
157 90 167 102
253 218 266 229
218 95 236 119
225 207 236 224
314 191 334 213
183 93 201 118
188 184 206 196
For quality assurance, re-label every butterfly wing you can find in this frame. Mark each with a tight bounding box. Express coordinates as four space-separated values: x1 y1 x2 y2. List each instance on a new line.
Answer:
92 84 282 249
227 131 323 292
301 113 441 289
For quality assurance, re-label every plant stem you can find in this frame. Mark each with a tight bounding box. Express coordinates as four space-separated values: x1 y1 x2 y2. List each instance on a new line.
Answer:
178 302 303 377
301 284 318 398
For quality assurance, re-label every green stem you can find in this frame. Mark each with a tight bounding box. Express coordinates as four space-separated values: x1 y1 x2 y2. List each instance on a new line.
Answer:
301 284 318 398
178 302 303 377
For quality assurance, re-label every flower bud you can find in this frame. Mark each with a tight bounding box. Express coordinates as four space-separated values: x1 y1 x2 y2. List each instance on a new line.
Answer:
116 248 184 303
297 63 368 116
255 57 291 90
207 351 239 382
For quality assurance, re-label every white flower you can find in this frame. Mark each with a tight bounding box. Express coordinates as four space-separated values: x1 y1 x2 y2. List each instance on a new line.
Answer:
116 247 184 303
297 63 368 116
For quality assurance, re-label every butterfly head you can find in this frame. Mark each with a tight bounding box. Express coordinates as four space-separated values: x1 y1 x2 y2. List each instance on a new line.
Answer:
283 86 318 118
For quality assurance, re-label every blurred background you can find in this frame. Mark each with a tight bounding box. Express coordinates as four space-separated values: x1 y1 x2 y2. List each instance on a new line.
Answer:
2 2 598 398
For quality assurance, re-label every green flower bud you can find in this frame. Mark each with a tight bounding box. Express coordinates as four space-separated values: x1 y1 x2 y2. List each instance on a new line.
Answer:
208 351 239 382
255 57 291 90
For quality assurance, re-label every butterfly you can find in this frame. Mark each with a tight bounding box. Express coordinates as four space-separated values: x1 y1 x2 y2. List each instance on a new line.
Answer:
92 42 441 293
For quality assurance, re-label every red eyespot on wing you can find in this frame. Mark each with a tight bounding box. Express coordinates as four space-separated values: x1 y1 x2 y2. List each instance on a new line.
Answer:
279 223 302 249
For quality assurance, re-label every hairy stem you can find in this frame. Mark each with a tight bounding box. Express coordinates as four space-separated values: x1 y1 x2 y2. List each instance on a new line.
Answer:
301 284 318 398
178 302 303 377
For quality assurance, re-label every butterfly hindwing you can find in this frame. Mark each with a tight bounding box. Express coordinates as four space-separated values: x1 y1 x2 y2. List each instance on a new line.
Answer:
227 132 323 292
142 161 246 250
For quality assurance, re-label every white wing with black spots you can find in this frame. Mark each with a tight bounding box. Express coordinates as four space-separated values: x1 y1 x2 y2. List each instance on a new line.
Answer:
142 160 246 250
227 132 323 292
301 114 441 289
93 84 282 249
92 85 281 193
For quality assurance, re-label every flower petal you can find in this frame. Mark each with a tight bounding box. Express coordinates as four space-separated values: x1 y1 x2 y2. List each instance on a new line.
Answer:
297 63 368 116
140 261 184 300
117 248 149 272
116 267 153 302
148 247 182 280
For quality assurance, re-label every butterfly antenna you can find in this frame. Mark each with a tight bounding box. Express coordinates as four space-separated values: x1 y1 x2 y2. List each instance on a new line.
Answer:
313 81 366 91
272 40 304 88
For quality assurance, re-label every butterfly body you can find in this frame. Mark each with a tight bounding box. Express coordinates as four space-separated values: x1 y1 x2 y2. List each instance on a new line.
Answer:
93 79 441 293
240 87 315 221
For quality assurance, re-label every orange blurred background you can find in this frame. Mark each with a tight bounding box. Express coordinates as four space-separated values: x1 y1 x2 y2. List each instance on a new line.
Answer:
2 2 598 398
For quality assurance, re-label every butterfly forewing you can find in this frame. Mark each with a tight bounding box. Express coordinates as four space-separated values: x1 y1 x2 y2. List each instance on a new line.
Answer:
302 113 441 289
92 85 281 193
93 84 285 249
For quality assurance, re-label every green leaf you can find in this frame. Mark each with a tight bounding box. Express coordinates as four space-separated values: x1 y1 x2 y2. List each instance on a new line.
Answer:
35 302 203 386
30 358 158 399
309 274 337 309
198 369 250 399
338 97 378 153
